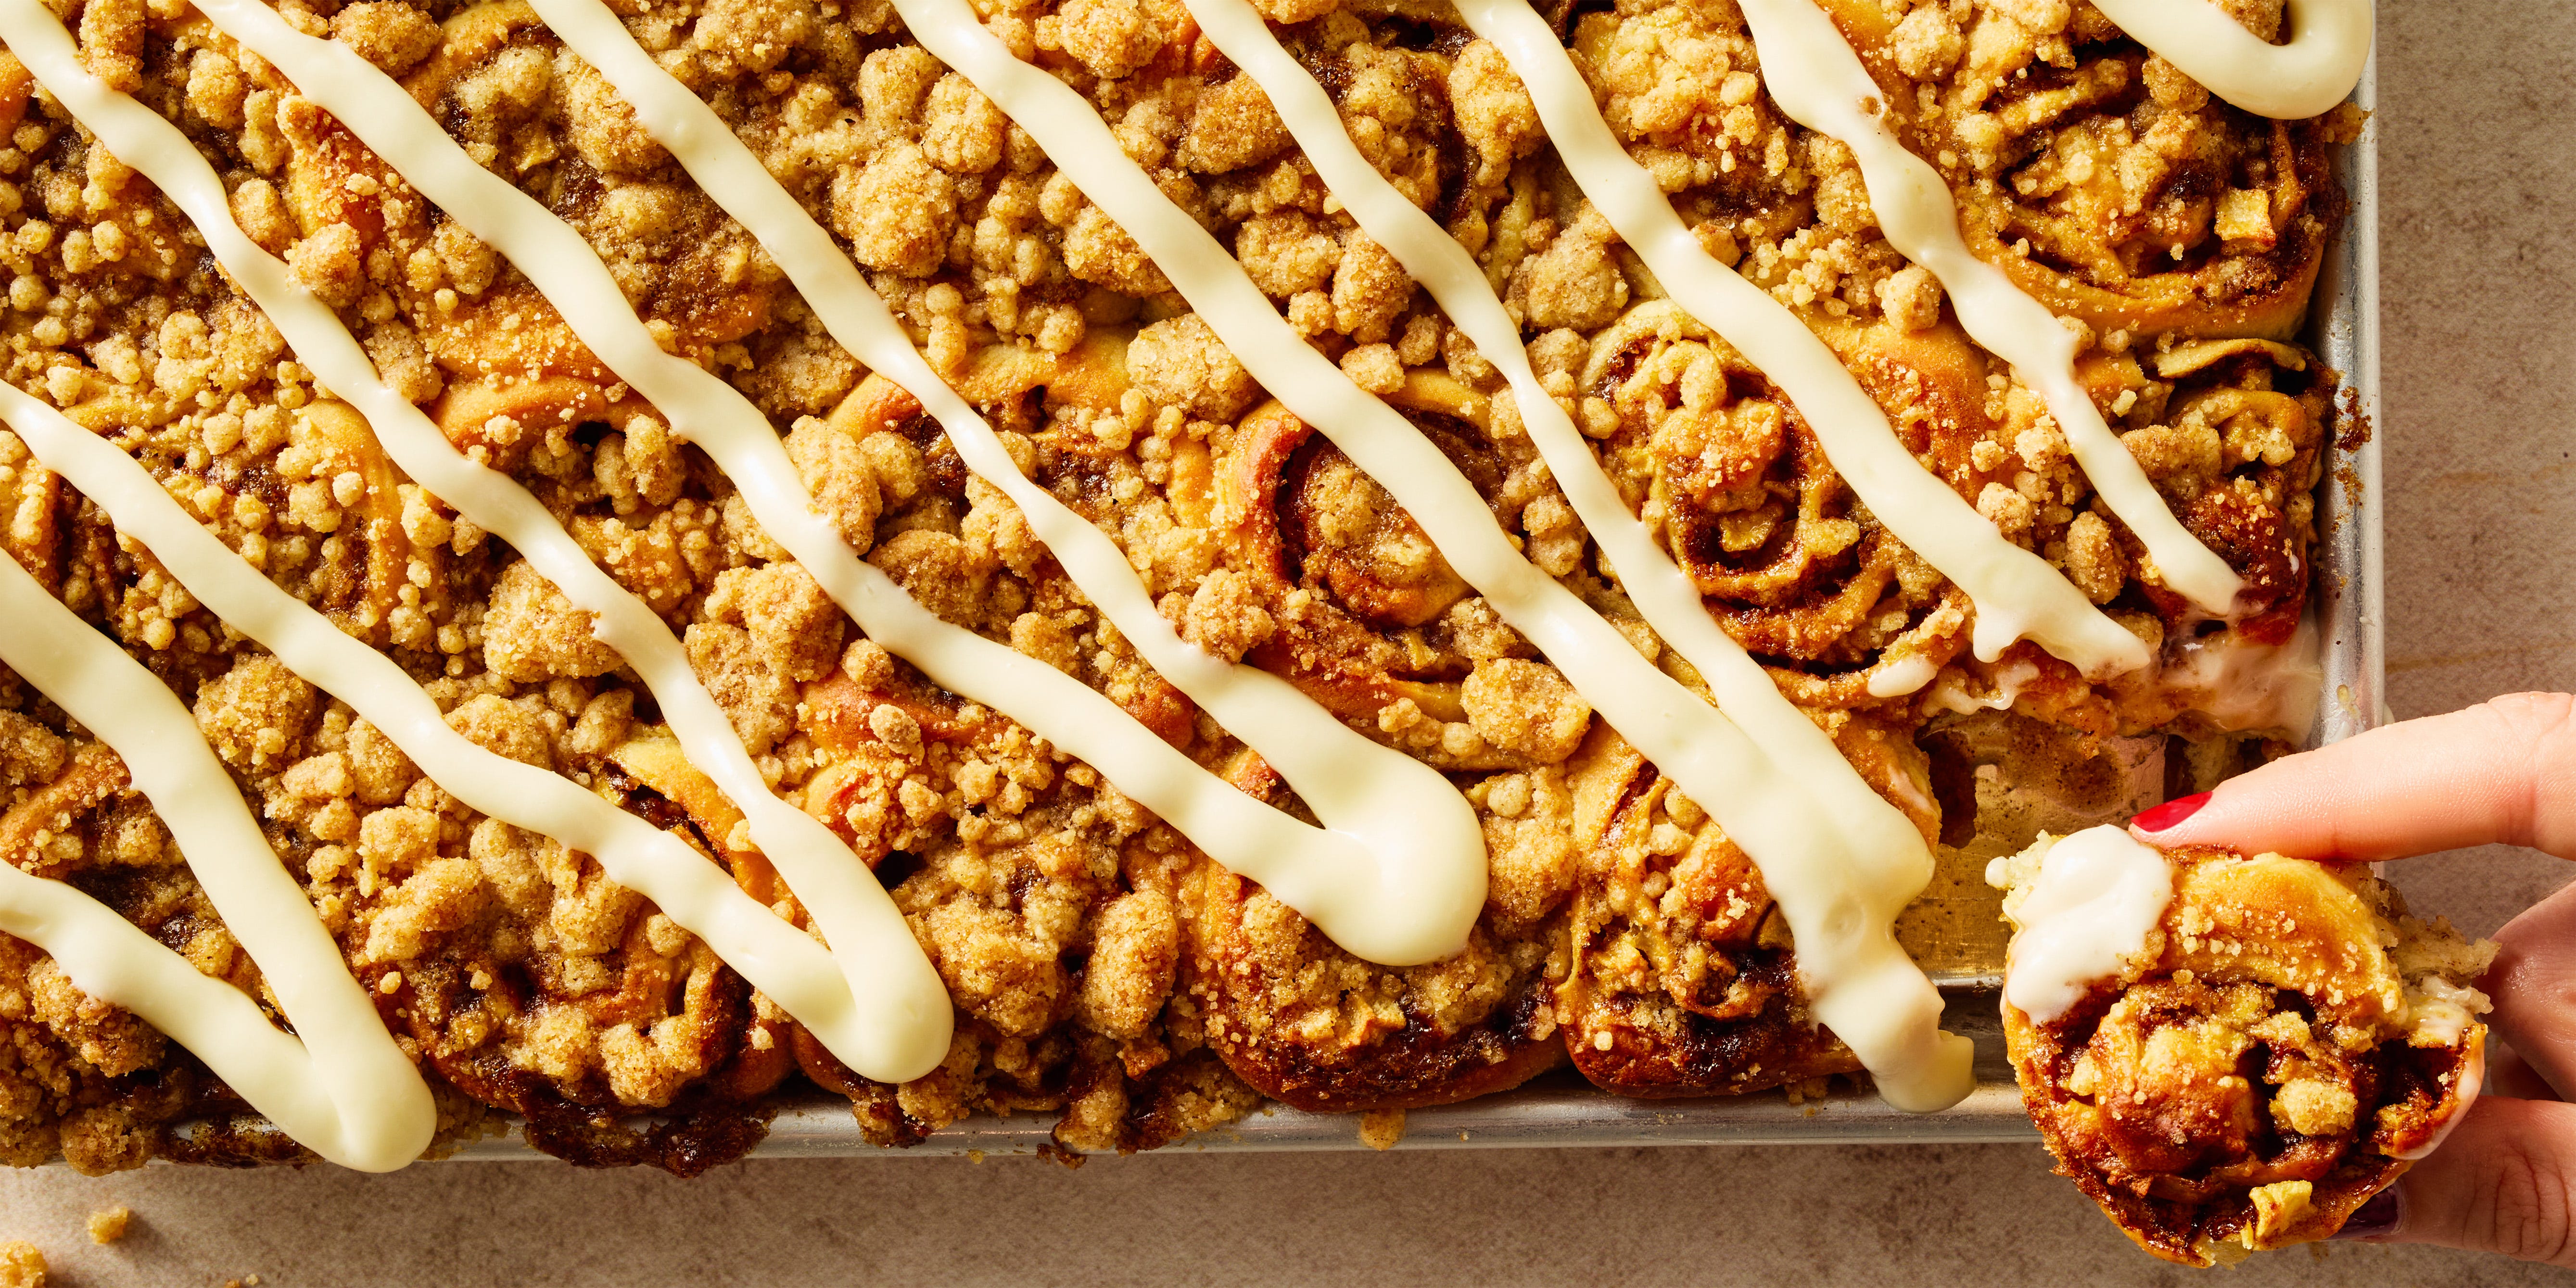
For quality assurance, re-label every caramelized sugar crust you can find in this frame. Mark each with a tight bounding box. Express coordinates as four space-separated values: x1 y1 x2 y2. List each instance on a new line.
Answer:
2000 848 2492 1266
0 0 2350 1170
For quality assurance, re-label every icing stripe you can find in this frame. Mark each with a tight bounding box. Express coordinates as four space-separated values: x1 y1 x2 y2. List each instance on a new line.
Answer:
877 0 1975 1111
524 0 1488 966
187 0 1486 966
1992 826 2172 1026
1739 0 2244 615
1455 0 2150 680
2091 0 2371 121
0 540 433 1172
0 380 946 1113
0 0 953 1085
1178 0 1971 1109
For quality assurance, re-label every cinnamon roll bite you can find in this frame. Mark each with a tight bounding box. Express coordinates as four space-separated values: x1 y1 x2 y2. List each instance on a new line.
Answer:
1991 828 2493 1265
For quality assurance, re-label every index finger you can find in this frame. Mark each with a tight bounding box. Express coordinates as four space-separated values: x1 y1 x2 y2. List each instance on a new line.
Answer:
2131 693 2576 862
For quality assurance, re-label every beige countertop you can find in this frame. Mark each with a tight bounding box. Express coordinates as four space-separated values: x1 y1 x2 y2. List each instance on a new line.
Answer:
8 2 2574 1283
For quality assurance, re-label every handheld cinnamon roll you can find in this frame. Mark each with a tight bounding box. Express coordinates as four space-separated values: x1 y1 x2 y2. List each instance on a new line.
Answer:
1991 827 2493 1265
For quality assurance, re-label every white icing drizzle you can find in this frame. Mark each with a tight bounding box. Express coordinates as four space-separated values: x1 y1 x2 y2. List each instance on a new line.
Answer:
877 0 1974 1112
0 381 959 1118
2090 0 2372 121
0 0 955 1086
1992 826 2174 1025
1177 0 1969 1108
1455 0 2147 680
1925 656 2039 716
190 0 1491 966
0 542 433 1172
1736 0 2245 617
1865 653 1942 699
2405 976 2489 1051
521 0 1486 966
2160 615 2323 735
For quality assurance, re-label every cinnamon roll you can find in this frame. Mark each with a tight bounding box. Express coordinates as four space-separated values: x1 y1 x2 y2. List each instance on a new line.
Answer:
1992 829 2492 1264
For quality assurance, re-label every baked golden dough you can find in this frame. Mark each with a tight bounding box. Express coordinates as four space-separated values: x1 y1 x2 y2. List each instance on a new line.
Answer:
1559 722 1865 1099
0 0 2358 1171
1995 842 2493 1265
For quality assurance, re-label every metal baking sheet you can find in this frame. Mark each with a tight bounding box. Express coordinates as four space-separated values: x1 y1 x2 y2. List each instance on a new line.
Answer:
444 39 2382 1162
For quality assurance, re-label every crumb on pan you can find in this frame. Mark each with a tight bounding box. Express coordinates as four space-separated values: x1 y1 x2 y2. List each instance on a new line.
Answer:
85 1206 129 1245
1357 1107 1406 1150
0 1241 43 1288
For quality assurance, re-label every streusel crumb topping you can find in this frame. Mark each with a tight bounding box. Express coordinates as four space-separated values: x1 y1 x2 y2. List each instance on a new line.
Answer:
0 0 2349 1169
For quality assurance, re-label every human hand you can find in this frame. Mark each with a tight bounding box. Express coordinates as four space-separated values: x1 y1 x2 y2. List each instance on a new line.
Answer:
2131 692 2576 1266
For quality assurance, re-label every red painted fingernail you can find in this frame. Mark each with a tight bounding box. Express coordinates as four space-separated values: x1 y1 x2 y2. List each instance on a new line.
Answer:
2132 791 2211 833
2331 1189 2402 1242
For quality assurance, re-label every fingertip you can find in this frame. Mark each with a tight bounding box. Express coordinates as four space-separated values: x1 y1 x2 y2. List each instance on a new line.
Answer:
2329 1188 2402 1242
2131 791 2212 836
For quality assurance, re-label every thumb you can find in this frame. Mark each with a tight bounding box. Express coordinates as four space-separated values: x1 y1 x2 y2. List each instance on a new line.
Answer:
2364 1097 2576 1266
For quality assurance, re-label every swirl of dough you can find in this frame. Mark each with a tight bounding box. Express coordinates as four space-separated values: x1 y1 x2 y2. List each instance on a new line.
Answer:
1559 724 1916 1099
1215 383 1599 776
1186 853 1570 1114
1578 304 1978 708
